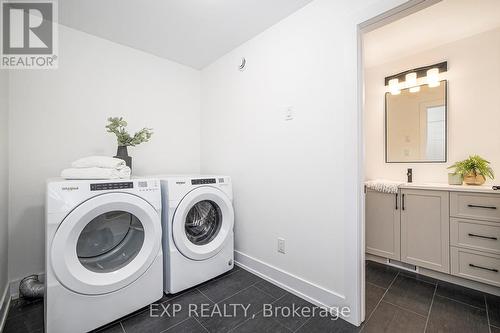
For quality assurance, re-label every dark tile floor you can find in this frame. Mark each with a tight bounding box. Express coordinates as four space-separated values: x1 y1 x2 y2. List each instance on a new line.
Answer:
3 262 500 333
365 260 499 333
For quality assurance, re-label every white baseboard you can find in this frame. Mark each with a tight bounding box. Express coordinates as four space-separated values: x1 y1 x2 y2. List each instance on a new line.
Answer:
234 251 355 325
0 283 11 332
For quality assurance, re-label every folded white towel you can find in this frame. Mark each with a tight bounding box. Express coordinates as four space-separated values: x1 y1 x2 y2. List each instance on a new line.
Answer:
71 156 126 169
365 179 404 194
61 167 131 180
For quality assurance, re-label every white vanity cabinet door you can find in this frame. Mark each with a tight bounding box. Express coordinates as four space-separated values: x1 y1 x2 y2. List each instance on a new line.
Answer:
401 189 450 273
365 189 401 260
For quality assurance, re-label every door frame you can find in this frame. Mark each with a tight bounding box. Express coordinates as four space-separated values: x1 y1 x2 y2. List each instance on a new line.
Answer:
355 0 442 324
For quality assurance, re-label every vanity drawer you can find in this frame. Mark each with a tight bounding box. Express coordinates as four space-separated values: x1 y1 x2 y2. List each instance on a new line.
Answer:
451 247 500 287
450 192 500 222
450 218 500 254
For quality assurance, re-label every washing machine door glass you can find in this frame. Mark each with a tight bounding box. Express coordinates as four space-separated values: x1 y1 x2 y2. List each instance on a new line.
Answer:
185 201 222 245
76 211 145 273
51 193 161 295
172 186 234 261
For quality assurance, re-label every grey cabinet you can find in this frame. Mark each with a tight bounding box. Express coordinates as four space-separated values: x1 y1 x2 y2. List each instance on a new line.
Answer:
365 189 401 260
400 189 450 273
451 247 500 287
450 192 500 286
450 192 500 222
366 186 500 286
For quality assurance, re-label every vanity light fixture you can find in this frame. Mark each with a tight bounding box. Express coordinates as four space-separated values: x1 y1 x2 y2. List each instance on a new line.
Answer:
384 61 447 93
427 68 440 87
388 78 400 95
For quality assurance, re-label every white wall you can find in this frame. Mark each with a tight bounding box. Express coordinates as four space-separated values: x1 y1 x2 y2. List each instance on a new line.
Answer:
0 70 9 304
365 27 500 183
201 0 405 325
8 25 201 281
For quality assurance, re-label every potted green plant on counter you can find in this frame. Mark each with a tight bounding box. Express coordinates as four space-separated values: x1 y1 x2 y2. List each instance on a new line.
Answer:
448 155 494 185
106 117 153 170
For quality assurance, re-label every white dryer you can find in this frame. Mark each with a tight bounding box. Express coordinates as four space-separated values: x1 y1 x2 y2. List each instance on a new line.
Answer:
45 178 163 333
160 176 234 294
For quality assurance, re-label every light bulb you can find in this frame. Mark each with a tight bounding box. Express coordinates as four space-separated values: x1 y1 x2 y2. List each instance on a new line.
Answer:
427 68 440 87
389 78 400 95
405 72 417 87
405 72 419 93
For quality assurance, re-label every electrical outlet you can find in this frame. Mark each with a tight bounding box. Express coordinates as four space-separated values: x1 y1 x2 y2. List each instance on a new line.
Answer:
277 237 285 254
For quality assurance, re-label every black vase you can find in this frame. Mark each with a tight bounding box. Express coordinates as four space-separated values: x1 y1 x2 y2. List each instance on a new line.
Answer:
114 146 132 170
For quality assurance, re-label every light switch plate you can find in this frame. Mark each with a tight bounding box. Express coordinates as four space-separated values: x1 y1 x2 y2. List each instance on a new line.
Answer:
278 237 286 254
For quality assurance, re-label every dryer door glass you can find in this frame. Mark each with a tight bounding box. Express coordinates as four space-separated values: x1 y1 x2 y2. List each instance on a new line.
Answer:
185 200 222 245
76 210 145 273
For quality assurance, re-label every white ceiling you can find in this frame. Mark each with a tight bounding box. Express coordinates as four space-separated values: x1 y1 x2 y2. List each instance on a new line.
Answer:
59 0 314 69
363 0 500 68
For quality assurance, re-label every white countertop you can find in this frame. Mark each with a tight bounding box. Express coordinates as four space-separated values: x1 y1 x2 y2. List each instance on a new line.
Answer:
400 182 500 194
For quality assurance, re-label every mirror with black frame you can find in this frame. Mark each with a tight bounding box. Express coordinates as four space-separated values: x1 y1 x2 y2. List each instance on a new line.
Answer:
385 80 447 163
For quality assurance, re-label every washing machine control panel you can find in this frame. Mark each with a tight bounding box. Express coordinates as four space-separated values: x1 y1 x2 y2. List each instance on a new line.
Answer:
191 178 216 185
90 182 133 191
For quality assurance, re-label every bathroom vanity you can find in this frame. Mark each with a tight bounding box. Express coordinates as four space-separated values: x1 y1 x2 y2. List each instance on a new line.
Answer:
366 183 500 289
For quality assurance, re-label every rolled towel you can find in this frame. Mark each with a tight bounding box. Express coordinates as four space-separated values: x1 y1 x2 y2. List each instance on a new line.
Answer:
365 179 404 194
71 156 126 169
61 167 131 180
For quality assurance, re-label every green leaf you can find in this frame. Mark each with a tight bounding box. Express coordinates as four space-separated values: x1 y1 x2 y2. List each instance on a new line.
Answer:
448 155 494 180
105 117 153 147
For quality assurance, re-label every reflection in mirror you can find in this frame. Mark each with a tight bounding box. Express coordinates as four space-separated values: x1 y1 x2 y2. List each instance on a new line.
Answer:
385 80 447 163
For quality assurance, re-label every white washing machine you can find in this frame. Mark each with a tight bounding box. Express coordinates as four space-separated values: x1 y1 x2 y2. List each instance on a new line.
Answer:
160 175 234 294
45 178 163 333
